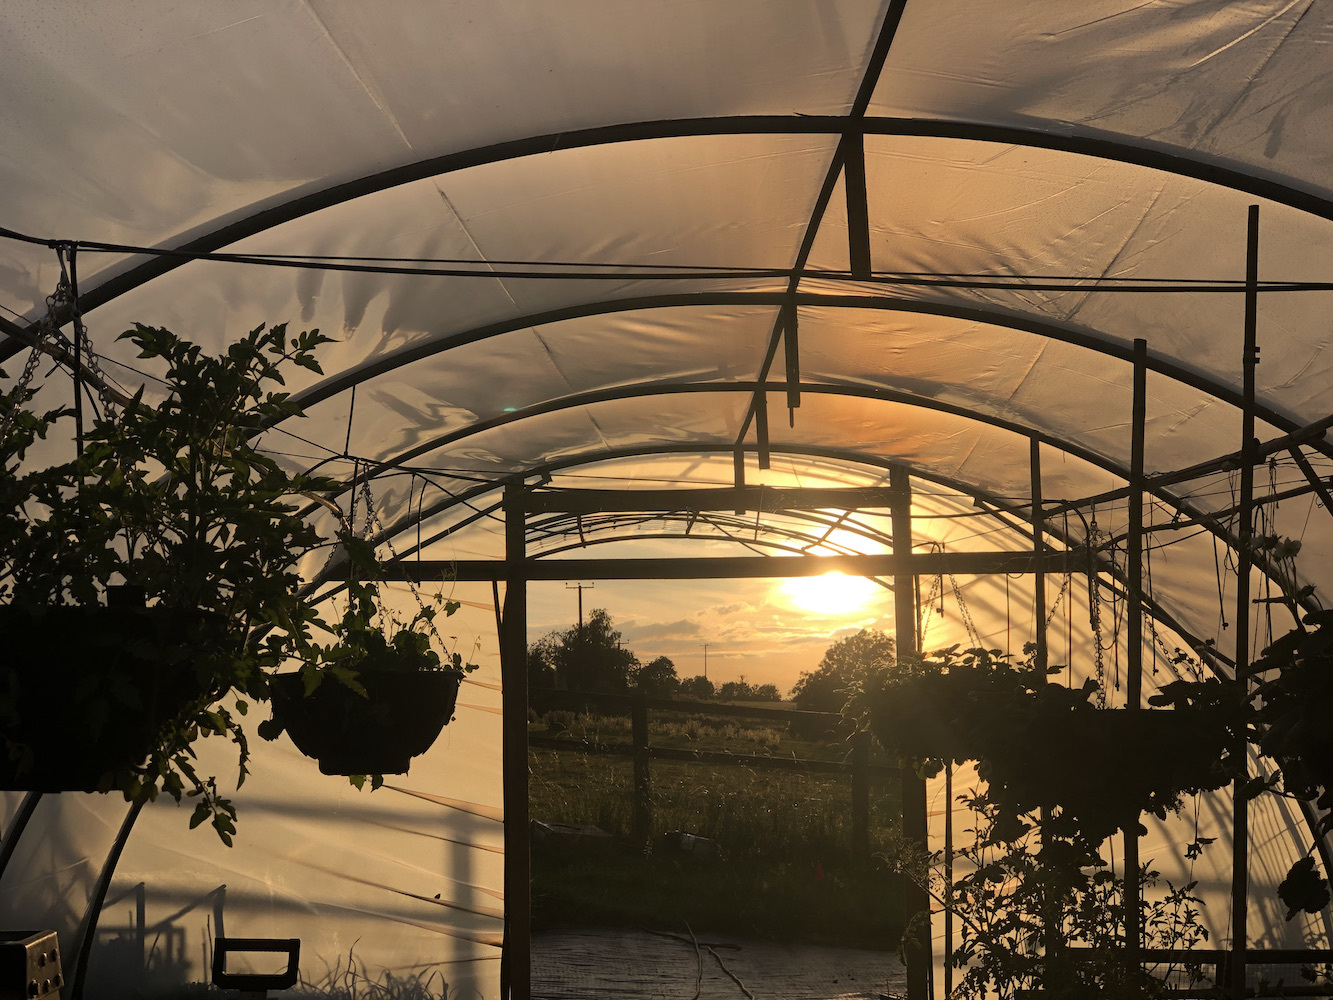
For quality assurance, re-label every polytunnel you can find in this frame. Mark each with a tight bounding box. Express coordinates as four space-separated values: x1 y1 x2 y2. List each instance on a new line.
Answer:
1 2 1332 998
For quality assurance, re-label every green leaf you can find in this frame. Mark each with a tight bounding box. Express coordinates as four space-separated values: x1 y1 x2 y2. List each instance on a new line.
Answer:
256 717 286 741
1278 857 1330 920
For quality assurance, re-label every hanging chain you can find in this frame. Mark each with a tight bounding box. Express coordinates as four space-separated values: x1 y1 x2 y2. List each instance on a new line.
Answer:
1043 565 1072 631
948 573 984 648
358 477 449 652
918 566 944 647
1 244 118 442
0 340 45 441
61 245 118 419
1087 515 1108 707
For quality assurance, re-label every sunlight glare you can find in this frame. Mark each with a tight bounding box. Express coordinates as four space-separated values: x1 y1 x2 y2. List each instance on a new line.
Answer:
778 572 882 617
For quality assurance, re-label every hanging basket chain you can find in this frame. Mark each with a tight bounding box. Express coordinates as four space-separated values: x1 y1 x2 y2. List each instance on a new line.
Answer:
918 563 944 647
0 248 78 440
948 573 984 648
358 477 449 652
1 243 119 441
1087 514 1108 707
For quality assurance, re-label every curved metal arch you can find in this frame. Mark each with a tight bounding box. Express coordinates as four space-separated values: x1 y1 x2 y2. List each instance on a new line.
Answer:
527 507 901 561
338 380 1177 525
520 521 1215 659
281 291 1327 463
342 433 1298 640
399 476 1233 686
340 436 1190 573
305 440 1041 592
52 114 1333 324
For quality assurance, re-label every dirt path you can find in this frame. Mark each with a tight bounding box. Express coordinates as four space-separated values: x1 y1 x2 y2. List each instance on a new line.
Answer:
533 927 909 1000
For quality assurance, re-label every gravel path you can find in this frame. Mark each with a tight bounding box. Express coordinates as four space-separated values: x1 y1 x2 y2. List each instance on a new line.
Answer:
532 927 909 1000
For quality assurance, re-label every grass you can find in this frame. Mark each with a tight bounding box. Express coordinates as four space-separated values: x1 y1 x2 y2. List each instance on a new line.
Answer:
529 710 907 949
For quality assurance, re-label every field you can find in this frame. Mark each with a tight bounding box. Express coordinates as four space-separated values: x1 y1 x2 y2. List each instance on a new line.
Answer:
528 709 907 950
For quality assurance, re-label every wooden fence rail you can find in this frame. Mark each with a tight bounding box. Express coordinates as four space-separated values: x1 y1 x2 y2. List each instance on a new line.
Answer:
529 688 887 860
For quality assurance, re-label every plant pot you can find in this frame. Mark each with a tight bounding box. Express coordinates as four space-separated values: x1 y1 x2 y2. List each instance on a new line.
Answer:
269 670 462 776
0 602 211 791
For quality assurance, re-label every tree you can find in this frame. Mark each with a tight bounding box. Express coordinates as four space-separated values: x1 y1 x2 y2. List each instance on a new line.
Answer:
634 655 679 697
526 608 639 694
753 683 781 701
718 679 754 701
678 675 715 699
790 628 895 713
527 632 560 689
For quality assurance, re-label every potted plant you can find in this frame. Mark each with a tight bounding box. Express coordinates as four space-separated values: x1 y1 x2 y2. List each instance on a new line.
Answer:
264 568 477 781
0 322 338 842
850 644 1237 846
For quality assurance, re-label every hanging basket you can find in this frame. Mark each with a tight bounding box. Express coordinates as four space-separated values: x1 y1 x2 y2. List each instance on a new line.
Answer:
0 600 211 791
269 669 462 776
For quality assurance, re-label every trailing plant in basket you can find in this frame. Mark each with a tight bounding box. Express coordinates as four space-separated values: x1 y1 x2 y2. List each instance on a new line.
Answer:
850 643 1238 848
262 569 478 784
1 322 338 842
851 645 1231 997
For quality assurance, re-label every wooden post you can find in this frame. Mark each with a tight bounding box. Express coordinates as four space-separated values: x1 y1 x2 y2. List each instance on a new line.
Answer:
851 729 870 866
944 764 953 999
891 465 931 1000
1124 337 1148 965
1230 205 1260 1000
502 484 531 1000
1030 439 1047 673
632 694 652 849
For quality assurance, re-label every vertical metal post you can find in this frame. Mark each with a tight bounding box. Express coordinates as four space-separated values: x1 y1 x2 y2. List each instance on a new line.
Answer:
944 763 953 999
756 383 771 469
502 484 531 1000
632 694 652 849
784 298 801 416
1030 439 1047 673
891 465 930 1000
734 448 746 514
1125 337 1148 961
851 730 870 866
844 131 872 279
1231 205 1260 1000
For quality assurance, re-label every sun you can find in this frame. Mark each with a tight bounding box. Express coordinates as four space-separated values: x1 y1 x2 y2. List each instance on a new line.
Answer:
778 572 883 617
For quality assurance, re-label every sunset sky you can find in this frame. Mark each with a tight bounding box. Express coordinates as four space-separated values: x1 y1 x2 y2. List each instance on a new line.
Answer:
525 573 899 694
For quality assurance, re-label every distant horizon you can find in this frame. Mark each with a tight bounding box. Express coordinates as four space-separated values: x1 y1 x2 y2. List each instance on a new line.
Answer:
524 574 900 695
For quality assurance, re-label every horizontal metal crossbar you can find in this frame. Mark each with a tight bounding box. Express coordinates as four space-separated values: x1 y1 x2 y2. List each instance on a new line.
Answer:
378 549 1084 582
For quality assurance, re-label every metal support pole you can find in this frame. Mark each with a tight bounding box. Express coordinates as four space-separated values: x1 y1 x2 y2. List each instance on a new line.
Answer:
1030 439 1047 673
71 799 146 999
632 694 652 849
844 130 872 279
851 730 870 865
891 465 930 1000
1231 205 1260 1000
944 763 954 999
1124 336 1148 963
502 484 531 1000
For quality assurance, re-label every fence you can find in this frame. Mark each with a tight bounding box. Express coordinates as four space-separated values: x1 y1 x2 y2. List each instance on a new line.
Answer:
528 688 901 861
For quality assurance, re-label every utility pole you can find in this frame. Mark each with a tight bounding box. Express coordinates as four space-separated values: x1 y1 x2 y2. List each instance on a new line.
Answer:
701 642 710 681
565 581 594 632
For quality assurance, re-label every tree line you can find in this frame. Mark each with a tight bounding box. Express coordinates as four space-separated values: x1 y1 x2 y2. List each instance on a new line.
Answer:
528 607 895 710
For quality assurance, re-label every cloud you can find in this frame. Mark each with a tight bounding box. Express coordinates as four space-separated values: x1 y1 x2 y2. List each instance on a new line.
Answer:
620 617 701 642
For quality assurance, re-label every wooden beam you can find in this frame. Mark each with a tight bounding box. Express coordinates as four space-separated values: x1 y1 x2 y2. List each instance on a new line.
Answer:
525 486 909 514
378 549 1093 583
501 485 530 1000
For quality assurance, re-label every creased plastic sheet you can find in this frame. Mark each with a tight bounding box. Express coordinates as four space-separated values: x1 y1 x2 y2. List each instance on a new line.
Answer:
78 587 504 999
872 0 1333 196
849 135 1333 434
0 1 876 315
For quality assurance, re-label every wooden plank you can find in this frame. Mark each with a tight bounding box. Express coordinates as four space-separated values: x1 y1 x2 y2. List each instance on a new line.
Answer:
380 549 1080 583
